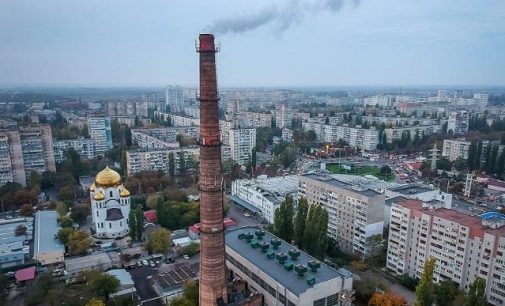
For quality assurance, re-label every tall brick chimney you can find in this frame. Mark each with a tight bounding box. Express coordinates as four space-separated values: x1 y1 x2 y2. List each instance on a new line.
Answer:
197 34 227 306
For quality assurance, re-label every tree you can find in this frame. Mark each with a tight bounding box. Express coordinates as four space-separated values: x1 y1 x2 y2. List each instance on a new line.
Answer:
58 215 74 228
87 273 120 301
415 257 436 306
57 227 74 245
168 152 175 178
302 205 329 259
129 204 144 242
273 195 294 242
293 197 309 248
368 292 407 306
169 280 198 306
71 205 90 224
58 185 75 201
56 201 70 217
179 152 186 176
251 147 257 169
67 230 92 255
19 203 34 216
145 227 171 254
85 298 105 306
434 279 458 306
464 277 487 306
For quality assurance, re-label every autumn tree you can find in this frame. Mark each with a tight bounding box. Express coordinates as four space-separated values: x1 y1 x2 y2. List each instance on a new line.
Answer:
57 227 74 245
415 257 436 306
464 277 487 306
368 291 407 306
85 298 105 306
86 272 120 301
145 227 171 254
67 230 92 255
19 203 34 216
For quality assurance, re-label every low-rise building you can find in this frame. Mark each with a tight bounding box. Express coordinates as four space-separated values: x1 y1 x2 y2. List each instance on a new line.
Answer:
34 211 64 266
231 175 298 223
65 252 113 277
225 226 354 306
151 263 199 304
0 217 32 268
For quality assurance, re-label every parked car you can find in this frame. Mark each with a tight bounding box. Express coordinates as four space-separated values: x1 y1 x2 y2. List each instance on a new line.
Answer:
183 255 190 260
137 261 143 267
243 213 251 218
149 260 156 267
142 259 148 266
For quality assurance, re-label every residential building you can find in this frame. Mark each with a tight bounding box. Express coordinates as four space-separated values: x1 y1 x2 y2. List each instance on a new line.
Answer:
301 123 379 151
474 93 489 108
363 95 394 107
53 138 97 163
230 175 298 223
229 128 256 165
90 167 130 238
447 111 469 135
106 100 149 118
132 127 198 149
384 125 443 144
219 120 234 146
282 128 294 143
225 226 354 306
154 112 199 127
238 112 272 128
386 199 505 305
126 147 199 175
275 104 293 129
442 139 471 161
165 85 184 106
294 112 311 122
34 211 64 266
298 173 385 256
88 115 112 155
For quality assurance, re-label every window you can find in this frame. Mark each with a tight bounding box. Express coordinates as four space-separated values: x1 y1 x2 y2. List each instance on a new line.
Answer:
314 298 325 306
110 191 113 197
109 223 112 228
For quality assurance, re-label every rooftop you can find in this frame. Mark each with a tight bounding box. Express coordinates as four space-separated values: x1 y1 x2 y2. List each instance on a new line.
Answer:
301 173 382 198
34 211 64 254
106 269 134 287
238 175 298 196
390 184 434 195
65 252 112 272
225 226 352 296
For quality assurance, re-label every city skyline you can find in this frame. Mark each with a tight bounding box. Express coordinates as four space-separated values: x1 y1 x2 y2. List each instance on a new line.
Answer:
1 0 504 87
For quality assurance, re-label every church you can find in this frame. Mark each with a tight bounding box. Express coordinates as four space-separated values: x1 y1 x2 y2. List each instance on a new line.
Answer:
89 166 130 238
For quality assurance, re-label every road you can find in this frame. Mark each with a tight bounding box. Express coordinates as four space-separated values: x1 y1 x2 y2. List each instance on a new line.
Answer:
226 200 263 228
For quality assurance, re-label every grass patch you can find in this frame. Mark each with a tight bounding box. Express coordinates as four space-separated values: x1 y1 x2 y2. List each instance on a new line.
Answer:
326 164 395 181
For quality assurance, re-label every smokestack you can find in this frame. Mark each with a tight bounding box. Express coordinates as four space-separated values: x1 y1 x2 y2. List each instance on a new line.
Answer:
197 34 227 306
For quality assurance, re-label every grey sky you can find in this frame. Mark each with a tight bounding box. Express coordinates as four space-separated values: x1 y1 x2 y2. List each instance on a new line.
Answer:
0 0 504 87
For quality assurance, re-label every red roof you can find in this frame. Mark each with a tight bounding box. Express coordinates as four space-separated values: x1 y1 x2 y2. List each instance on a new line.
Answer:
189 217 237 234
15 266 36 282
144 210 157 222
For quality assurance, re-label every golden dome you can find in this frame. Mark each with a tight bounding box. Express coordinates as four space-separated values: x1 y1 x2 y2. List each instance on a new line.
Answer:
94 191 105 201
120 188 130 197
95 166 121 187
89 183 96 192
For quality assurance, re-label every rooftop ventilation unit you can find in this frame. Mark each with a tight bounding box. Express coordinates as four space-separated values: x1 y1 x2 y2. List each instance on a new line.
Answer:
244 233 254 242
276 252 288 264
306 275 316 286
295 264 308 276
266 250 275 259
284 261 294 271
270 238 281 249
288 249 300 261
259 241 269 253
255 230 265 240
250 240 259 249
308 260 321 272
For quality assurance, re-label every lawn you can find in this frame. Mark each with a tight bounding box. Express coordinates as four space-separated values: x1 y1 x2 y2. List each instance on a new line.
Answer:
326 164 395 181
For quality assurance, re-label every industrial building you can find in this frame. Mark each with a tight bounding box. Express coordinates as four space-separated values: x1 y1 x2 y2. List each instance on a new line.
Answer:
298 173 385 257
225 226 354 306
386 199 505 305
0 217 32 268
34 211 65 266
230 175 298 223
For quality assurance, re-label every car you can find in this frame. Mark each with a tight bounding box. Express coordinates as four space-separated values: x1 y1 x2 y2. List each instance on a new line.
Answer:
142 259 148 266
165 257 175 264
243 213 251 218
137 261 143 267
155 259 161 264
149 260 156 267
183 255 190 260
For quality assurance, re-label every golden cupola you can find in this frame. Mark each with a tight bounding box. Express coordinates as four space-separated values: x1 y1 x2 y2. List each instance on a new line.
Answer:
94 191 105 201
119 188 130 197
95 166 121 188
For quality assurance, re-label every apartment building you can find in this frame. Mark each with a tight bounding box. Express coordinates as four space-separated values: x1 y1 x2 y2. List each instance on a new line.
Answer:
442 139 471 161
165 85 184 106
126 147 199 176
301 123 379 151
229 128 256 166
474 93 489 108
447 111 470 135
230 175 298 223
18 125 56 177
131 127 198 149
298 173 385 257
363 95 394 107
282 128 294 143
275 104 293 129
153 112 199 127
387 199 505 305
226 226 354 306
106 101 148 118
384 125 443 144
88 115 112 155
237 112 272 128
53 138 97 163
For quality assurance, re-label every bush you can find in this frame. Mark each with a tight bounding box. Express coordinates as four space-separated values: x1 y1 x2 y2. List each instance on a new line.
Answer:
396 273 418 291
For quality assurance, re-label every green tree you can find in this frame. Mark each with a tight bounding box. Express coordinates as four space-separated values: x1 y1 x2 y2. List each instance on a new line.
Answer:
273 195 294 242
169 280 198 306
464 277 487 306
67 230 92 255
415 257 436 306
71 205 90 224
57 227 74 245
87 273 120 301
146 227 171 254
293 197 309 248
168 152 175 178
251 147 257 169
434 279 458 306
58 215 74 228
302 205 329 259
128 204 144 242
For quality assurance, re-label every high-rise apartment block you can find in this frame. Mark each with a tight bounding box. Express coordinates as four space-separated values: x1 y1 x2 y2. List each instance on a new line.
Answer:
131 127 198 149
229 128 256 166
0 125 56 187
88 115 112 156
298 174 385 257
363 95 394 107
442 139 471 161
126 148 199 176
447 111 469 135
154 112 199 127
474 93 489 107
275 104 293 129
165 85 184 106
53 138 97 164
106 101 148 118
237 112 272 128
302 123 379 151
384 125 443 144
387 199 505 305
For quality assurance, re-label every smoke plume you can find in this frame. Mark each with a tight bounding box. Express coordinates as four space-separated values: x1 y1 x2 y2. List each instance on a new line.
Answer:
207 0 360 35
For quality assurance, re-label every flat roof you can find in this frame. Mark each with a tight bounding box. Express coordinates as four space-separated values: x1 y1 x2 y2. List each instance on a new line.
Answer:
390 184 433 195
151 263 198 291
65 252 111 272
229 195 261 214
302 173 381 198
106 269 134 286
225 226 352 296
34 211 64 254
